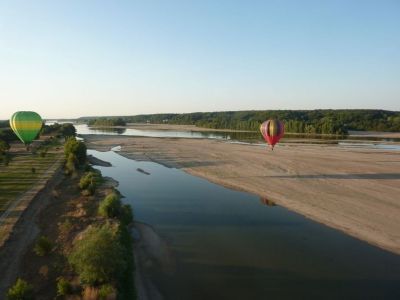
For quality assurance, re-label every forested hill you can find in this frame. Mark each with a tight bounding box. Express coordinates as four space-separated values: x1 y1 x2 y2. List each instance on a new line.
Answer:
79 110 400 135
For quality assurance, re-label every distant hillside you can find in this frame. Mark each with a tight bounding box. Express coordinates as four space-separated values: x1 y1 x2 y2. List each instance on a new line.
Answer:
79 110 400 135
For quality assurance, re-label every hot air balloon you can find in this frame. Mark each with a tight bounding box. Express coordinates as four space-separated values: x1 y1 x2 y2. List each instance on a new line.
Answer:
260 119 284 150
10 111 43 147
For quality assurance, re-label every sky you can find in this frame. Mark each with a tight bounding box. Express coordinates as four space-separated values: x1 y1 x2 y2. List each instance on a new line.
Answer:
0 0 399 119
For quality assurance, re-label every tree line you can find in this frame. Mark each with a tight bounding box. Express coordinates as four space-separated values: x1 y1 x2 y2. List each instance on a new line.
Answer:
88 118 126 126
93 110 399 135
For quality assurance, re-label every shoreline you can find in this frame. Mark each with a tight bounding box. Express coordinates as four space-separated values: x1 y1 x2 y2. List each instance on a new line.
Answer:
84 134 400 255
87 123 400 138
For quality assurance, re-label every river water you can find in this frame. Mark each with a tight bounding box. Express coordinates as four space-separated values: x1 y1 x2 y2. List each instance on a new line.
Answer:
73 124 400 151
89 149 400 300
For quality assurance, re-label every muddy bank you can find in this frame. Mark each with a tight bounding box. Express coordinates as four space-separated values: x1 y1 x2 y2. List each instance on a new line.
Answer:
84 134 400 255
87 154 112 166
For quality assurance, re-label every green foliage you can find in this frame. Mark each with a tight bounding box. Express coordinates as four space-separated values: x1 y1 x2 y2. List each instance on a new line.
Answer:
34 236 53 256
41 123 76 138
60 123 77 138
79 170 102 195
98 192 133 225
65 153 77 175
98 284 115 299
68 224 126 285
64 137 87 165
64 137 87 175
6 278 34 300
96 109 400 134
88 118 126 126
56 277 72 296
0 127 18 143
98 193 122 219
119 204 134 225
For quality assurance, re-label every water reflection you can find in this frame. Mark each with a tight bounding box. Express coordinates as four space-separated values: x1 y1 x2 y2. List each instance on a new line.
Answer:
74 124 400 145
90 126 127 134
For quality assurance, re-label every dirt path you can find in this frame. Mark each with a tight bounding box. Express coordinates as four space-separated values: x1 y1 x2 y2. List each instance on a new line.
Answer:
84 135 400 255
0 169 64 297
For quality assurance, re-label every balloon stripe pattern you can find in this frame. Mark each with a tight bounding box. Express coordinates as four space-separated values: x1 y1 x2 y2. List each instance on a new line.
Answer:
260 119 284 150
10 111 43 145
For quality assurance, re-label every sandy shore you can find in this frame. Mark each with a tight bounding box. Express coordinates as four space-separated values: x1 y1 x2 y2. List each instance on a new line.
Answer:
84 134 400 255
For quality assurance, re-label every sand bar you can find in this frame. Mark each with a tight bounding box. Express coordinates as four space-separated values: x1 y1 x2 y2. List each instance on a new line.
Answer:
84 135 400 255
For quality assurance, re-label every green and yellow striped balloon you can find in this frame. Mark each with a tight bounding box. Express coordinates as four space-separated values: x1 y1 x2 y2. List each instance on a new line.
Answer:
10 111 43 145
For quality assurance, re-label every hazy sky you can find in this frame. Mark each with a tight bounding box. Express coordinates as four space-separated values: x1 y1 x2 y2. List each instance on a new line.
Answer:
1 0 399 119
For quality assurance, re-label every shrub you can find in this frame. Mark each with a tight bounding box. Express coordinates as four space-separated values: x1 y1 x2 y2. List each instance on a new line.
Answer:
6 278 34 300
56 277 72 296
98 193 122 219
79 171 102 190
64 137 87 165
65 153 77 175
98 284 116 299
119 204 133 225
68 224 126 285
34 236 53 256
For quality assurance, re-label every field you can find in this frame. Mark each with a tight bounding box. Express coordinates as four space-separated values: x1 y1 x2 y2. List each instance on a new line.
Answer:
0 141 63 244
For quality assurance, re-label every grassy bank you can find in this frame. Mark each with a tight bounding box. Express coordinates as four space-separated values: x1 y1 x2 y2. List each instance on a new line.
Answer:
4 138 136 299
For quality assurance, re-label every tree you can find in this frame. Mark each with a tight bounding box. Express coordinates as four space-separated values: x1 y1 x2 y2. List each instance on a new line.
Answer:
60 123 76 138
68 224 126 285
64 137 87 165
98 193 123 219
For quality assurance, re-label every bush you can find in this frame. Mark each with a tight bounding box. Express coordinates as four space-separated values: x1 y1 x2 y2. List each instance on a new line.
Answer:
64 137 87 165
56 277 72 296
98 284 116 299
98 193 122 219
79 170 102 195
6 278 34 300
65 153 77 175
79 171 102 192
68 224 126 285
34 236 52 256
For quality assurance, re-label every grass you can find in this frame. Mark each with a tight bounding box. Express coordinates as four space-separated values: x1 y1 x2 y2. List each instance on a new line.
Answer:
0 151 60 214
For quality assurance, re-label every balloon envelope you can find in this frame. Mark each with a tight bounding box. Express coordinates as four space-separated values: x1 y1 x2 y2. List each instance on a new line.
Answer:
10 111 43 144
260 119 284 149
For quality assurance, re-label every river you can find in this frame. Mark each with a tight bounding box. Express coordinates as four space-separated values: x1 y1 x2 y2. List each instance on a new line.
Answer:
89 149 400 299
